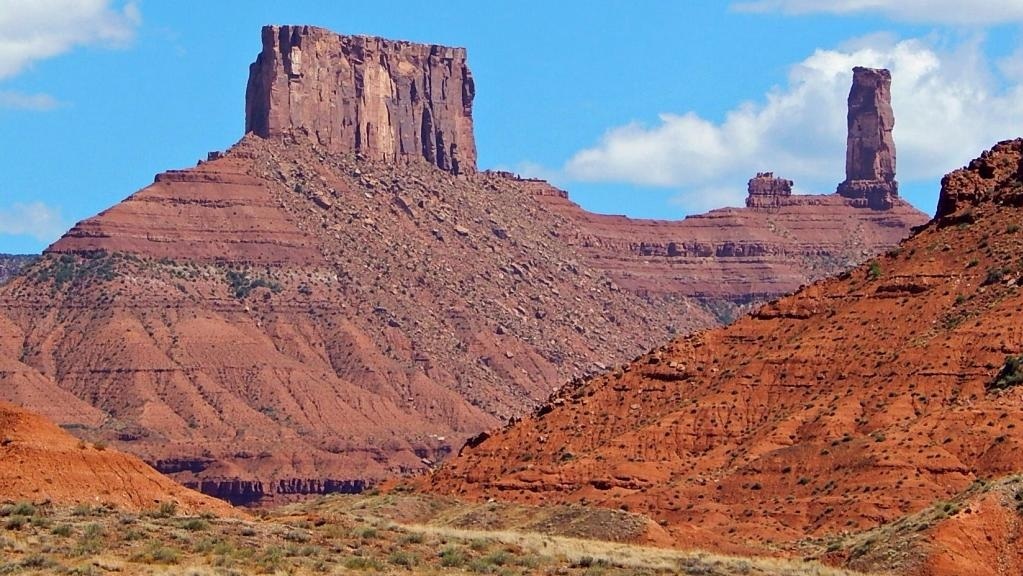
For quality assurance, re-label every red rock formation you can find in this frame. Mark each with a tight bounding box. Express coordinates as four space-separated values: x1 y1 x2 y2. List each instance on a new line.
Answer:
0 402 238 515
524 175 926 313
745 172 793 208
246 25 476 174
0 25 928 505
837 67 898 209
7 134 713 505
424 140 1023 574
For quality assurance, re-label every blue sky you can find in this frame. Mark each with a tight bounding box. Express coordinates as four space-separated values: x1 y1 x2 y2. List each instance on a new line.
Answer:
2 1 1023 253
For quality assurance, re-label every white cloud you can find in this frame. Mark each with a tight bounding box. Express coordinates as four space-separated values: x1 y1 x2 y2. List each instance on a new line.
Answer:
563 35 1023 211
669 185 748 214
0 90 61 110
0 202 64 241
0 0 141 80
732 0 1023 25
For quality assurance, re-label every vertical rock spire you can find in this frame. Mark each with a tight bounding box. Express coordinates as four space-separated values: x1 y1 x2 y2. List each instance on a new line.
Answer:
836 67 898 209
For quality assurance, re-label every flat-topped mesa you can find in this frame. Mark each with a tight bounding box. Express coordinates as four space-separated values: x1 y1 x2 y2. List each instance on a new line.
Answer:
836 66 898 210
245 25 477 174
745 172 793 208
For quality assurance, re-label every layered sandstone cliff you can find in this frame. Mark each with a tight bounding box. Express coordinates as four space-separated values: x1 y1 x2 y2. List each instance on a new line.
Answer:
246 25 476 174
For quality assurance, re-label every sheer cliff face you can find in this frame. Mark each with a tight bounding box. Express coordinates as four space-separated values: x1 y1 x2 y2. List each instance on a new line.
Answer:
245 25 476 174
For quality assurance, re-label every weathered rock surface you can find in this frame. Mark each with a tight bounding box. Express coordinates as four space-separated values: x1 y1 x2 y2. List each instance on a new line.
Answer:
0 401 238 515
837 67 898 209
744 172 793 208
246 25 476 174
0 254 36 285
424 139 1023 574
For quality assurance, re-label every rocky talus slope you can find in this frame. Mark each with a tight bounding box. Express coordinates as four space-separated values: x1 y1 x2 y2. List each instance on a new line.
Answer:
424 139 1023 575
0 135 714 505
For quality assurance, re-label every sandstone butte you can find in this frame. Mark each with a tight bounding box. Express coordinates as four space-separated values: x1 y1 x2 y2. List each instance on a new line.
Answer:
0 402 238 516
424 139 1023 576
0 25 924 505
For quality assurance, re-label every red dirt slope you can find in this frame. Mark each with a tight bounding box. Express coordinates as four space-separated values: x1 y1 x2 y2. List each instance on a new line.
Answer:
0 402 236 516
424 139 1023 569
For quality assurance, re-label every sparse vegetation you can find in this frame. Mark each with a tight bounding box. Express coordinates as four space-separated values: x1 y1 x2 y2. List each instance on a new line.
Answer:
982 267 1007 286
989 355 1023 391
31 253 118 289
225 268 283 299
867 260 882 281
0 494 865 576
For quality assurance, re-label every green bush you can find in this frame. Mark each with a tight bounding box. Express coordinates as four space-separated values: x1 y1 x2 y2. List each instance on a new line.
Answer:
867 260 882 281
52 524 73 537
131 541 180 565
439 546 466 567
153 501 178 518
990 355 1023 391
226 269 282 299
388 550 418 568
180 518 208 532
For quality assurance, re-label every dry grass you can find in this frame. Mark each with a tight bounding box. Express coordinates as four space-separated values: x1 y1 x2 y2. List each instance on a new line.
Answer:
0 493 877 575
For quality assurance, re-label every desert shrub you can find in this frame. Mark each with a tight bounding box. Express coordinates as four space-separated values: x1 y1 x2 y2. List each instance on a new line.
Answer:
256 547 285 571
397 531 424 545
867 260 882 281
132 540 181 565
20 554 56 569
52 524 73 537
351 525 377 539
226 269 282 299
9 502 35 517
983 267 1007 286
990 355 1023 391
4 516 26 530
388 550 418 568
343 556 383 570
283 529 310 543
439 546 466 567
153 501 178 518
180 518 208 532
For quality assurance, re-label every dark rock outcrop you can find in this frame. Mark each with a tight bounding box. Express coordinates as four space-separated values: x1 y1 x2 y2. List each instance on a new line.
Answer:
246 25 476 174
936 139 1023 220
836 67 898 209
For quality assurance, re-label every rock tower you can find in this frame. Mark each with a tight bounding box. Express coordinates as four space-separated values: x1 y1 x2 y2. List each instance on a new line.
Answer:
245 25 477 174
836 67 898 209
